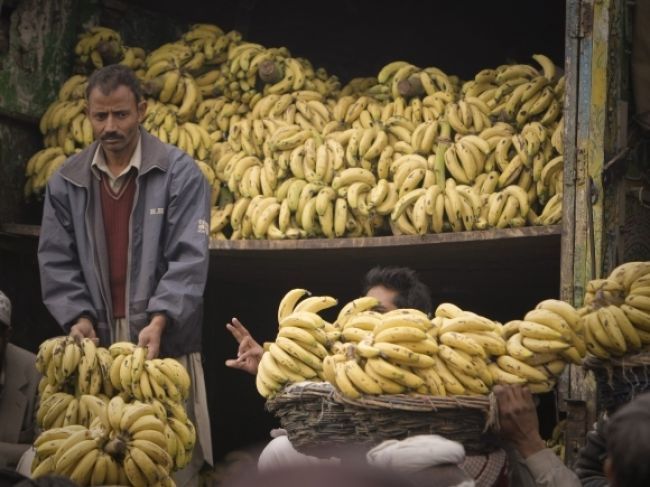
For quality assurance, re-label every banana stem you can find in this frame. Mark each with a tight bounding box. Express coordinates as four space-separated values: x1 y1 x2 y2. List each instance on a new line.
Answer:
259 60 282 84
398 75 424 98
434 121 451 185
104 437 127 458
96 40 122 64
142 78 163 97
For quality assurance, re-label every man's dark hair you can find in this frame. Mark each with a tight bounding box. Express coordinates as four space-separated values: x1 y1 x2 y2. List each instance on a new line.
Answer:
362 266 433 315
86 64 143 104
606 392 650 487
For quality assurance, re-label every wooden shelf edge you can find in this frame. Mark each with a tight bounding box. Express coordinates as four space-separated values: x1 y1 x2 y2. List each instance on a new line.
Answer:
209 225 562 252
0 223 562 250
0 223 41 237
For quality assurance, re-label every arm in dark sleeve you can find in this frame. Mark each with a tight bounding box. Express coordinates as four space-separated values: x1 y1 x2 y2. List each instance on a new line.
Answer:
146 155 210 327
37 175 96 331
574 417 609 487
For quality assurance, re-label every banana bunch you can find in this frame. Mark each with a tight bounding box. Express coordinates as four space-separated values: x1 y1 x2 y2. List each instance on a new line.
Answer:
39 98 89 153
251 91 334 134
26 73 92 197
480 55 562 127
74 26 124 71
483 184 530 229
36 337 102 392
182 24 231 67
32 399 180 485
327 307 441 397
446 98 493 135
259 56 339 98
376 62 455 100
430 303 507 395
255 289 338 397
106 397 193 474
529 192 563 225
492 299 583 392
108 343 191 404
31 425 112 484
339 77 389 101
24 147 69 197
580 261 650 359
499 299 586 382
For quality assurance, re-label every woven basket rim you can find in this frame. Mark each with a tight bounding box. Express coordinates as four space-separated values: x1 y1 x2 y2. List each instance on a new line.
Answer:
583 350 650 369
265 380 499 427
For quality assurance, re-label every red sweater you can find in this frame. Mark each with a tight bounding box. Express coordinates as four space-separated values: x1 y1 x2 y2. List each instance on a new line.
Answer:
100 172 136 318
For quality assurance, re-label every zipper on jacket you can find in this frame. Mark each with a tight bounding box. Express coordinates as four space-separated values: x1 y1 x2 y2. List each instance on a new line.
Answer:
124 174 140 341
83 184 114 340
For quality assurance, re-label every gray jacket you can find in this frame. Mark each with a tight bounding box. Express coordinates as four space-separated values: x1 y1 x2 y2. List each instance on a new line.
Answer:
38 128 210 357
0 344 40 468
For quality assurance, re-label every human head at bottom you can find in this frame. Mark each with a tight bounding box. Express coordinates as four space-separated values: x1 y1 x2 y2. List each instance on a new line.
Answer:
366 435 474 487
362 266 433 315
605 391 650 487
13 476 79 487
222 462 412 487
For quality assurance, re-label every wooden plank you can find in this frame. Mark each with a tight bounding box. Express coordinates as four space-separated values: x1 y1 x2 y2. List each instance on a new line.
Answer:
561 0 581 308
588 0 609 278
574 0 595 308
0 223 41 237
209 225 562 252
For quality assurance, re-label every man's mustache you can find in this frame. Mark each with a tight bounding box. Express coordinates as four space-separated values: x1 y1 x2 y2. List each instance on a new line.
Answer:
102 133 123 141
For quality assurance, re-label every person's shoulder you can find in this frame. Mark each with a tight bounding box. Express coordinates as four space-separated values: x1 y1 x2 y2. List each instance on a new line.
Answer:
5 343 37 370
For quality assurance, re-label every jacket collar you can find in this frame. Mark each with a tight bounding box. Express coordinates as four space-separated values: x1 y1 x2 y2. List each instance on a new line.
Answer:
60 127 170 188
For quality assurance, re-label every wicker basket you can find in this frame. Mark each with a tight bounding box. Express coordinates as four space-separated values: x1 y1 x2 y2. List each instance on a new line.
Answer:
583 352 650 413
265 381 500 455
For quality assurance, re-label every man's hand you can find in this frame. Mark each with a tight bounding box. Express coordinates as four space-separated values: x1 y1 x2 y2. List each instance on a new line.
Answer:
138 313 166 359
494 384 546 458
70 317 98 344
225 317 263 375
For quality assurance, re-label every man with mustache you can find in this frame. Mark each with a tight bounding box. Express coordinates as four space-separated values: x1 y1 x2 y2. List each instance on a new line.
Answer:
37 64 212 485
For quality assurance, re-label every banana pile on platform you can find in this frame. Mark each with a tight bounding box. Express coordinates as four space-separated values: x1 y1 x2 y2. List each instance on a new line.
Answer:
27 19 567 239
495 299 584 392
31 400 178 486
255 289 338 398
580 261 650 359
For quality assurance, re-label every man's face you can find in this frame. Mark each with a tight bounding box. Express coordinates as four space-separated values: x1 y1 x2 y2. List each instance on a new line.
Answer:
87 85 146 158
366 285 399 313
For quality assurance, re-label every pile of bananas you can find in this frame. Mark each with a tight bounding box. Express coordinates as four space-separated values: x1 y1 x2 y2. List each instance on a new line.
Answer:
32 399 178 486
256 289 586 399
32 336 196 484
579 261 650 359
255 289 339 397
26 21 565 240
